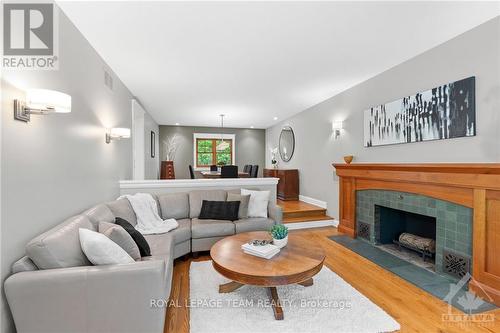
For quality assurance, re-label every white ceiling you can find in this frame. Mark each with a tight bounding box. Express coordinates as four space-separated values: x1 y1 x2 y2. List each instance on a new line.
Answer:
57 1 500 129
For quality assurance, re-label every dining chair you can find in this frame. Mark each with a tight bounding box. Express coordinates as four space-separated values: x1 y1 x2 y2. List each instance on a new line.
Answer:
210 165 218 171
243 164 252 173
189 165 196 179
250 165 259 178
221 165 238 178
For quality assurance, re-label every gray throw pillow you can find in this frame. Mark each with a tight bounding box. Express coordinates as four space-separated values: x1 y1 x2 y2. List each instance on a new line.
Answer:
99 222 141 260
227 193 250 219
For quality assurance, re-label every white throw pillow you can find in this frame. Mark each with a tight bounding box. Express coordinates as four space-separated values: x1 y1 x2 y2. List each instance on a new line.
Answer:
241 189 270 218
79 228 135 265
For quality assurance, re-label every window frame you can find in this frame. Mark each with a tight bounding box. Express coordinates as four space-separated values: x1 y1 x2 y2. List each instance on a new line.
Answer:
193 133 236 170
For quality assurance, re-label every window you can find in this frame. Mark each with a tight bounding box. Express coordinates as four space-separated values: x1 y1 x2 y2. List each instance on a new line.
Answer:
193 133 235 168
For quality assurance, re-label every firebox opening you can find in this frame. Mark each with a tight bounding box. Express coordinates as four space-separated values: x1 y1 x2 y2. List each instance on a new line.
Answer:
375 205 437 271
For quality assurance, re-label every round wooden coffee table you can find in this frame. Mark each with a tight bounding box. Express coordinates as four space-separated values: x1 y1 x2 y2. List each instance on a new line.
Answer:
210 231 325 320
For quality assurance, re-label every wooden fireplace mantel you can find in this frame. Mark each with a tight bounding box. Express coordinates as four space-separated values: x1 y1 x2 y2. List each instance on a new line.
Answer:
332 163 500 306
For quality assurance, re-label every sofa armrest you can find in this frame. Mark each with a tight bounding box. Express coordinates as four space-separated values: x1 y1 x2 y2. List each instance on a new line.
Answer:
268 202 283 224
5 259 170 333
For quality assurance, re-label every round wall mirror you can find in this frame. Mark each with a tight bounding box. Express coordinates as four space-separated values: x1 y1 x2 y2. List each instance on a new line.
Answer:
279 126 295 162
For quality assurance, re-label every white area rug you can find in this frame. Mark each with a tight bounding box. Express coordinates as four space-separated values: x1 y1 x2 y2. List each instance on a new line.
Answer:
189 261 400 333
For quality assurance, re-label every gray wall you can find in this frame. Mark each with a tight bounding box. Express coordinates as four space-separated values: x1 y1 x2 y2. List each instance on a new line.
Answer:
145 112 160 180
266 17 500 219
1 9 134 333
159 126 265 179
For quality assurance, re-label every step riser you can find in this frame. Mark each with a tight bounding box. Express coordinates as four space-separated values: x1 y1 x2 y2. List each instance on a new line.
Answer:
284 215 333 223
283 209 327 219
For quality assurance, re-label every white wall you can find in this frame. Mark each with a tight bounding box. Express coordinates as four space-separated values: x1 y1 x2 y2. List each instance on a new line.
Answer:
1 9 134 333
132 99 145 180
266 17 500 218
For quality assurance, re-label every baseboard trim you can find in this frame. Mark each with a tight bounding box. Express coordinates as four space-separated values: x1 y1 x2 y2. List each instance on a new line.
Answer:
298 195 327 209
285 219 338 230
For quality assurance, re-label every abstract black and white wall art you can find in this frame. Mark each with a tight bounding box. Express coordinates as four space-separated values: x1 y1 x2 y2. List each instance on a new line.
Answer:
364 77 475 147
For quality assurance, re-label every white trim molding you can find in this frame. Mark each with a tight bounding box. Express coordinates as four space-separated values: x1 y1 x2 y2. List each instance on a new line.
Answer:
120 177 278 189
119 178 279 202
193 133 236 170
298 195 327 209
285 219 338 230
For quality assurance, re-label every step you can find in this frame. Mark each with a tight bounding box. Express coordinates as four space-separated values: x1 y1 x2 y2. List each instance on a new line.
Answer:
283 208 327 219
283 214 334 224
278 200 326 212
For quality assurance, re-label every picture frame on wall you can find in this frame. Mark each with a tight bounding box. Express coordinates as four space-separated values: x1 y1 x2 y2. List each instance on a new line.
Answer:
151 131 155 158
364 76 476 147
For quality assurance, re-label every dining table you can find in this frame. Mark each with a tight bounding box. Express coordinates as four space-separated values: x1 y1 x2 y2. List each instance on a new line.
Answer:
200 171 250 178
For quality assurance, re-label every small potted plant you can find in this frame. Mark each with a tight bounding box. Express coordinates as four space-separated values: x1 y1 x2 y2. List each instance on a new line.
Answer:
270 224 288 248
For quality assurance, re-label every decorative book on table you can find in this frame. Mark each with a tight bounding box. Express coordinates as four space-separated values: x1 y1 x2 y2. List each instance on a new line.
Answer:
241 243 280 259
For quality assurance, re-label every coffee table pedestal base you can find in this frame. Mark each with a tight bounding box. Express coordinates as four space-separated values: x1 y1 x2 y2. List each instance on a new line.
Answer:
218 279 314 320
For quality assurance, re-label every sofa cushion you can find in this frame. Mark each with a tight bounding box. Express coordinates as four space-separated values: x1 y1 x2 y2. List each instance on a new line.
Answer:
83 204 115 226
191 218 235 239
106 198 137 226
79 228 135 265
241 189 270 218
171 218 191 244
99 222 141 260
227 193 250 219
12 256 38 273
199 200 240 221
234 218 275 234
158 193 189 220
115 218 151 257
143 232 175 256
189 190 227 218
26 215 95 269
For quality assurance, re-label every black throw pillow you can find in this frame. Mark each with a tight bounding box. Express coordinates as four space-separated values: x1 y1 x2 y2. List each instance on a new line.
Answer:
198 200 240 221
114 217 151 257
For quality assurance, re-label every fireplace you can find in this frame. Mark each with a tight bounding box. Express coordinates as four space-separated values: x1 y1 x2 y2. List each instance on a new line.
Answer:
333 163 500 306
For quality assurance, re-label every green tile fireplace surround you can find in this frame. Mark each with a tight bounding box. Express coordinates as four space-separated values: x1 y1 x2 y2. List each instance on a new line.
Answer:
356 190 473 276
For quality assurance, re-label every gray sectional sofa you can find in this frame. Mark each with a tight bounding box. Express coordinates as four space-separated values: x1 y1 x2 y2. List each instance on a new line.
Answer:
4 189 283 333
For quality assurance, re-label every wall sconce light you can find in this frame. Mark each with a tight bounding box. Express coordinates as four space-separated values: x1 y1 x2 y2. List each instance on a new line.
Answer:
106 127 131 144
14 89 72 122
332 120 343 139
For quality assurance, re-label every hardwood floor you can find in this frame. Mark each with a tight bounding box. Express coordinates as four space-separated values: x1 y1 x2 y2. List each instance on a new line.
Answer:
164 227 500 333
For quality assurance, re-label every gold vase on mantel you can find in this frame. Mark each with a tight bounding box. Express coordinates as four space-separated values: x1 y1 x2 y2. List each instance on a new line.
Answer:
343 155 354 164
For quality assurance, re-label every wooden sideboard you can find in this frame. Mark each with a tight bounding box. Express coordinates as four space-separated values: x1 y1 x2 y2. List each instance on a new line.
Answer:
263 168 299 201
332 163 500 306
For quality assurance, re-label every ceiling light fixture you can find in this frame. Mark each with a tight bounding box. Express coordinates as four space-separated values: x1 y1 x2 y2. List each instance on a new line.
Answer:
175 122 180 126
14 89 72 122
216 114 230 151
273 116 278 121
